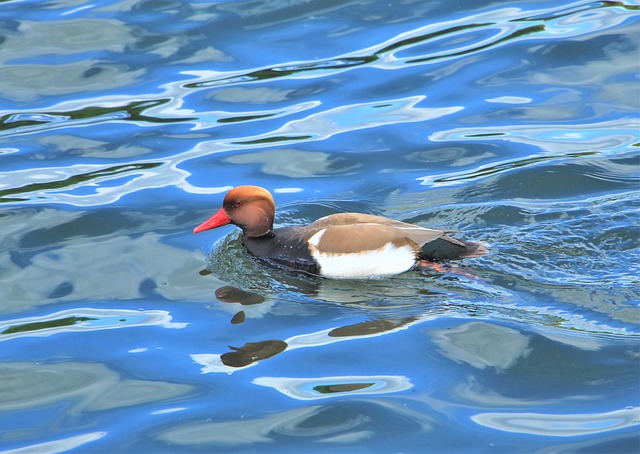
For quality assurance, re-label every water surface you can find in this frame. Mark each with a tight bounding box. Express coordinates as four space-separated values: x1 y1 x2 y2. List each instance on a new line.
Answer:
0 0 639 452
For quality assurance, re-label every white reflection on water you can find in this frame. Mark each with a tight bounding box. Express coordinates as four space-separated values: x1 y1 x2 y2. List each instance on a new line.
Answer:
0 17 139 102
40 134 153 159
2 96 455 206
209 86 295 103
0 214 214 315
431 322 531 371
226 96 462 144
450 376 596 408
182 1 635 80
0 361 193 413
421 118 639 187
252 375 413 400
471 406 640 437
222 149 361 178
156 398 434 447
0 308 186 341
485 96 532 104
1 2 635 208
182 100 321 131
430 118 639 153
156 405 357 446
0 432 107 454
191 313 432 374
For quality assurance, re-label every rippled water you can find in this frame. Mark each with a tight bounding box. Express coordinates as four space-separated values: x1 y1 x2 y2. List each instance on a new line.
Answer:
1 0 639 452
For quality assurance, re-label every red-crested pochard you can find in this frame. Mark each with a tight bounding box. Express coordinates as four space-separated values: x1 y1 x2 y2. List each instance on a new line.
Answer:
194 186 487 279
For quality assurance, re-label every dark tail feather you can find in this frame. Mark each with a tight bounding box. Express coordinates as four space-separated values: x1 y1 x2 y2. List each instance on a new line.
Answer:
420 236 488 261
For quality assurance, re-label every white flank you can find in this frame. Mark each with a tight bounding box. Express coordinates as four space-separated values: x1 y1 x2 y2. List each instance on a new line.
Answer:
309 236 416 279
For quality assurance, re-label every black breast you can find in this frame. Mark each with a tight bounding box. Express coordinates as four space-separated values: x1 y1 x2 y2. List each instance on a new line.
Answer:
242 226 320 275
419 237 485 261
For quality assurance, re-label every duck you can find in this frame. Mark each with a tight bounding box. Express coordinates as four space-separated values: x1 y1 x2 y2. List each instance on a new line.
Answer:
194 185 487 279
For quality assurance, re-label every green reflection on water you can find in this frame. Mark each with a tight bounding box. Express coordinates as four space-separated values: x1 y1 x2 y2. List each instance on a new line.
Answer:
2 316 96 335
313 383 375 394
0 162 163 203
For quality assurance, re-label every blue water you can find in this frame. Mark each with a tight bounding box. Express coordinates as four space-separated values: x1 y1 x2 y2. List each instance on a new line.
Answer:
1 0 639 452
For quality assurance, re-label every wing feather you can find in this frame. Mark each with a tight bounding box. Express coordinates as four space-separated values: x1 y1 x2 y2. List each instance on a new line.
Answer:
309 223 446 254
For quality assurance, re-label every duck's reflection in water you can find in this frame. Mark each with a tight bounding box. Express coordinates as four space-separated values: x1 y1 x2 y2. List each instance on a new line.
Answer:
328 317 418 338
229 311 245 325
221 340 288 368
215 285 265 305
214 285 266 325
196 286 433 371
212 285 288 366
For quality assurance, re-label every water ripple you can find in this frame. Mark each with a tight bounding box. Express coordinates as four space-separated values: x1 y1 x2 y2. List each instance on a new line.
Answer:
471 407 640 437
181 1 638 87
0 308 186 341
420 118 639 186
0 1 636 210
0 162 163 203
1 0 636 141
1 1 637 451
3 432 107 454
0 96 459 205
252 375 413 400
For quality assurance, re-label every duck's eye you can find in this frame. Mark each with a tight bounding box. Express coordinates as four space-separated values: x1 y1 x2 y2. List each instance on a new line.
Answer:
225 199 242 210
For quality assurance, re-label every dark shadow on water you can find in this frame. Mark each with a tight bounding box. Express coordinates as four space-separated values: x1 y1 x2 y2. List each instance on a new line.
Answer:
221 340 288 367
1 315 96 335
215 285 265 305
